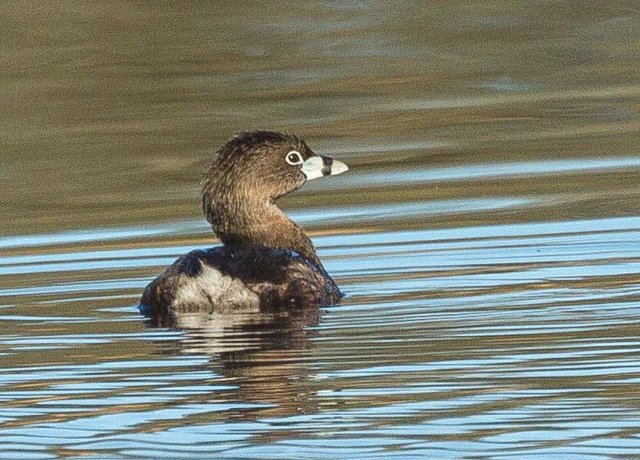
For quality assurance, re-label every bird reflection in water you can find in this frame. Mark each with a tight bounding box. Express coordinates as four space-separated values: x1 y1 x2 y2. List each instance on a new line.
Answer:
145 304 328 421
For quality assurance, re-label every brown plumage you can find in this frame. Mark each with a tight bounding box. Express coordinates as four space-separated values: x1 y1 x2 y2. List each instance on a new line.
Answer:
139 131 348 318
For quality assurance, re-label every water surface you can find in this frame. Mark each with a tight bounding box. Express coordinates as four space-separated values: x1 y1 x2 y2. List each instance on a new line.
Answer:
1 1 640 459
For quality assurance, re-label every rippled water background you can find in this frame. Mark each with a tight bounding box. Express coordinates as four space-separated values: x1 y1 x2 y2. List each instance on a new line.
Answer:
2 2 640 459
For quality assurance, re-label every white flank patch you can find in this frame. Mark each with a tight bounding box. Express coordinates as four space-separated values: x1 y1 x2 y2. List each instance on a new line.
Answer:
173 262 260 311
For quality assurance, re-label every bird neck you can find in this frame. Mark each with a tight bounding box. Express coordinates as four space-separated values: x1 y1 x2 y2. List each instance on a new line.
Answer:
203 188 322 267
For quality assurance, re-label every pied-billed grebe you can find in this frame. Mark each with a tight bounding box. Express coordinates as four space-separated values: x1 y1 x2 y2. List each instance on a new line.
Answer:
139 131 348 317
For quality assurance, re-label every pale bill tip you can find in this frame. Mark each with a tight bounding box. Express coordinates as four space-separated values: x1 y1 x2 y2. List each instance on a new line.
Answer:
331 159 348 176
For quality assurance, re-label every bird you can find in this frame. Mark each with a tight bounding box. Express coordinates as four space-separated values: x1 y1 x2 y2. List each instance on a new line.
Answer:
139 131 348 318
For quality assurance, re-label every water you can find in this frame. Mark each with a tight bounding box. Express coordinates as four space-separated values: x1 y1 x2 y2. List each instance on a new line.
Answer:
2 1 640 459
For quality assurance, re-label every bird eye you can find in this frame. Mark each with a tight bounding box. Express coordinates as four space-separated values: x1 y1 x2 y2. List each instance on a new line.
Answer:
285 150 303 166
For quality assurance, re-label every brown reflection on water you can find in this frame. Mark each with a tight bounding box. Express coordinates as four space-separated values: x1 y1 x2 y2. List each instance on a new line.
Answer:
2 1 639 235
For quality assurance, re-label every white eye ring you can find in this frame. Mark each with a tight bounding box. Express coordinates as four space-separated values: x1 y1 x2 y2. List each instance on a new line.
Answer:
285 150 304 166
